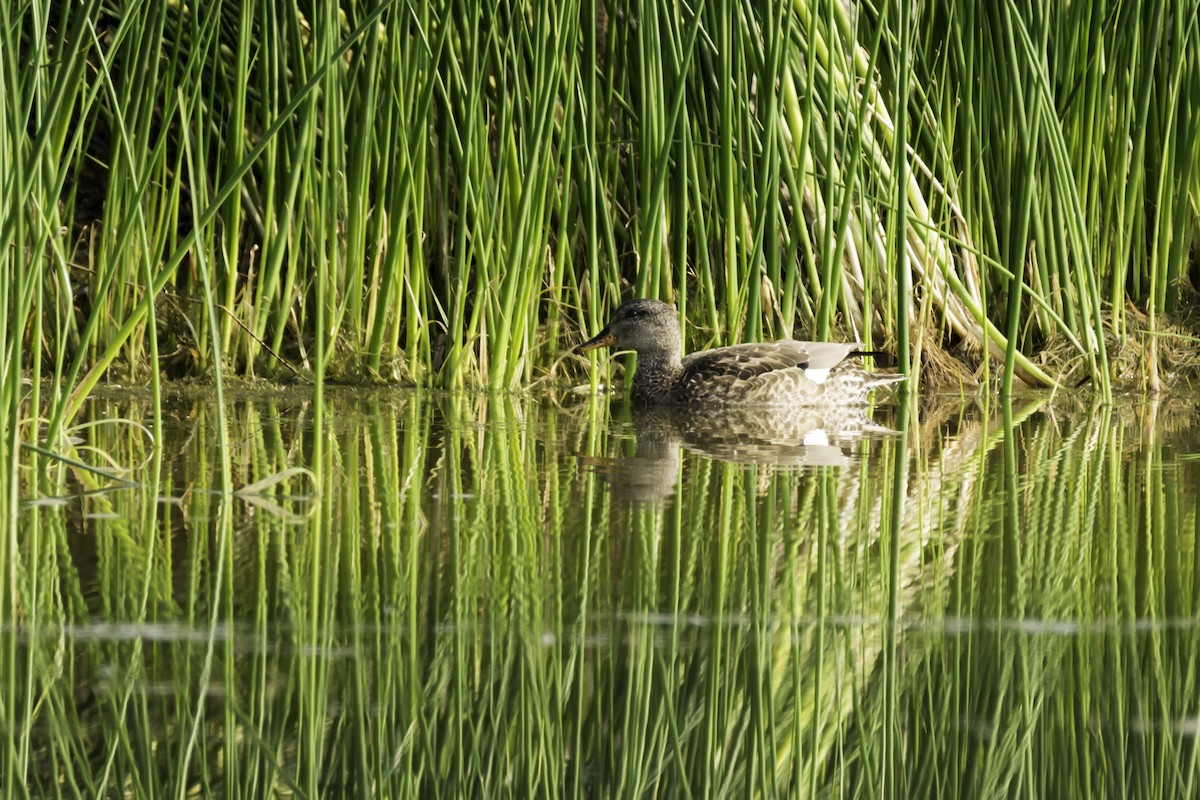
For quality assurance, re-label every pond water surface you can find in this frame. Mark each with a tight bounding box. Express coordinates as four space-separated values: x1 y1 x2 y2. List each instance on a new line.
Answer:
6 388 1199 797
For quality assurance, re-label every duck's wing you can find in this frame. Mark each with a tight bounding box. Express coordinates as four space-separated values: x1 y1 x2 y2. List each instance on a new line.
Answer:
681 341 860 373
677 341 862 403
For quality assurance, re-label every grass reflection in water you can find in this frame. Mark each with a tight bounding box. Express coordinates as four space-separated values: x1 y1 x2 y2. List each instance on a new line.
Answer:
5 389 1199 797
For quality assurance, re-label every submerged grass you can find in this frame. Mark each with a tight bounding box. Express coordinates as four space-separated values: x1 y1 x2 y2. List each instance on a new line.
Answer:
3 389 1199 795
0 1 1197 429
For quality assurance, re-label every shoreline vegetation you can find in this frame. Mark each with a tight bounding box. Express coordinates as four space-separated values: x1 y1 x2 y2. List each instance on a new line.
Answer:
2 1 1199 424
4 4 1200 794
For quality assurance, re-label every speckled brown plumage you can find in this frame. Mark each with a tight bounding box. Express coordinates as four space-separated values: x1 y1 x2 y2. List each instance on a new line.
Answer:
575 299 905 406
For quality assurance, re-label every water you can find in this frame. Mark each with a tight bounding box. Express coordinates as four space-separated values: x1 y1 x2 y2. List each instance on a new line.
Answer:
5 388 1199 797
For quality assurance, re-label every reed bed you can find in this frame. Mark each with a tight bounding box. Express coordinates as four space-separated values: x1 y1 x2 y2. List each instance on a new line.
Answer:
2 389 1198 796
0 0 1198 430
5 3 1199 792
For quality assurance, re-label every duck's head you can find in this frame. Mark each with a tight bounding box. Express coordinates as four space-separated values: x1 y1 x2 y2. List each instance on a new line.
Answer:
575 299 681 357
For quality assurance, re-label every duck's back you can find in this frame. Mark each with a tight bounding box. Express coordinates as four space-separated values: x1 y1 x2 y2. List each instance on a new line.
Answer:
675 340 862 405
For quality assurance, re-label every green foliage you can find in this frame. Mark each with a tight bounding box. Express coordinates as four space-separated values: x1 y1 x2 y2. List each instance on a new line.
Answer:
1 0 1199 418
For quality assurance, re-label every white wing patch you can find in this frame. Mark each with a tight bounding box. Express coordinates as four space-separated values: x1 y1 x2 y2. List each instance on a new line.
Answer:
802 428 830 446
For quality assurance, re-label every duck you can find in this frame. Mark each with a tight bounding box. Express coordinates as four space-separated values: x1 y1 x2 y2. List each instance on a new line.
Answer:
575 298 905 406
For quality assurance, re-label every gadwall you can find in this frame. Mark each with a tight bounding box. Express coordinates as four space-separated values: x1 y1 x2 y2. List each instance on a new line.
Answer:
576 299 904 406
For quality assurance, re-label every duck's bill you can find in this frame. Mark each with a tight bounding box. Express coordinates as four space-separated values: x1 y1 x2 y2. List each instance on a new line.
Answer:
574 330 618 353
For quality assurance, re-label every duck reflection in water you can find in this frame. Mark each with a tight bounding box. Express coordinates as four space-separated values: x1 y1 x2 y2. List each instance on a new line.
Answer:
578 403 898 504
